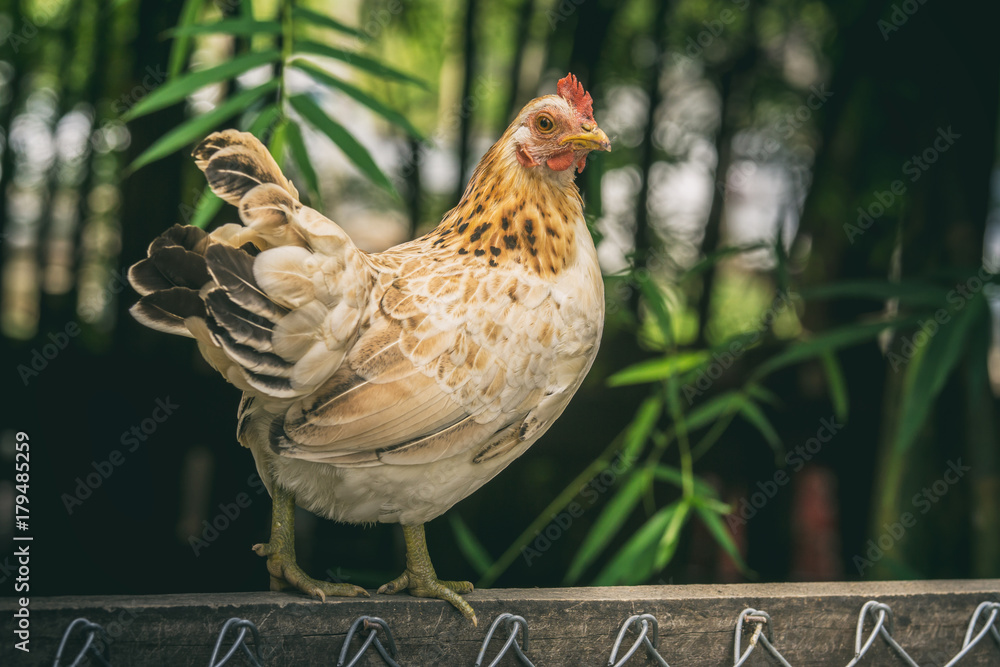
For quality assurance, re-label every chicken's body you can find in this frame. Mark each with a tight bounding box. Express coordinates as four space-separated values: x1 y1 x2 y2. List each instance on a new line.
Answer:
129 74 609 623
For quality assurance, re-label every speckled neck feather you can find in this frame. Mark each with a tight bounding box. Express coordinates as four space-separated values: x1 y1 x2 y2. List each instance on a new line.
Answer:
426 120 584 278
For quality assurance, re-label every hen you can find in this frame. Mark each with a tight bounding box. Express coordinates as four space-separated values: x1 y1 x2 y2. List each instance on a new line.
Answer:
128 73 610 623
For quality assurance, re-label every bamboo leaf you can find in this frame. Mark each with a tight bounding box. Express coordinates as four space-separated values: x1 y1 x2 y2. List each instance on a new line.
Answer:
620 396 663 463
892 296 986 456
651 465 716 497
635 272 673 346
449 514 493 577
128 79 279 172
125 50 280 121
289 93 396 196
291 59 425 140
267 119 289 169
694 501 752 575
681 243 771 280
653 499 689 571
607 351 711 387
164 19 281 38
284 120 321 207
292 6 369 40
738 399 782 458
751 317 917 381
565 470 651 585
295 39 427 88
592 503 679 586
820 350 849 422
188 186 224 229
168 0 204 79
247 102 282 139
682 391 746 432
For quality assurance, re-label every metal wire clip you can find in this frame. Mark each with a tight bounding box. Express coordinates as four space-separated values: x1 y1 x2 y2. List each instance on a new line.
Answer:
733 608 792 667
475 613 534 667
844 600 919 667
943 601 1000 667
608 613 669 666
208 617 264 667
53 617 112 667
337 616 400 667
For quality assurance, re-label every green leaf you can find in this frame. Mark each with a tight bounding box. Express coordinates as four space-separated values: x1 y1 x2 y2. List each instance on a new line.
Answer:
738 399 782 458
693 501 752 575
820 350 849 422
128 79 279 172
607 351 711 387
653 499 689 571
247 102 282 138
744 383 781 408
449 514 493 577
592 503 679 586
295 39 427 88
291 59 425 140
267 119 289 169
620 396 663 463
750 318 916 381
125 50 281 121
892 296 986 456
565 469 652 585
168 0 204 79
291 6 369 40
681 242 770 280
651 465 716 497
289 93 397 196
164 19 281 38
284 120 321 207
682 391 746 432
188 186 224 229
635 272 673 346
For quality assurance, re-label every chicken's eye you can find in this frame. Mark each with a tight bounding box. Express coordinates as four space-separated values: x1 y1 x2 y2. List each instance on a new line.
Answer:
536 114 555 133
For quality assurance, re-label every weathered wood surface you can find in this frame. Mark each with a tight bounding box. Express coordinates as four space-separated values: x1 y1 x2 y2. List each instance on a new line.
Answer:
2 580 998 666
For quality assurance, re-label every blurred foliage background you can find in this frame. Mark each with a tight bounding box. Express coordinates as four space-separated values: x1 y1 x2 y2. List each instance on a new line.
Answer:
1 0 998 599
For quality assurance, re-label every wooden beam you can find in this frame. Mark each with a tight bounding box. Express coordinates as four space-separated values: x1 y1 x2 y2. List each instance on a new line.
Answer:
3 580 998 665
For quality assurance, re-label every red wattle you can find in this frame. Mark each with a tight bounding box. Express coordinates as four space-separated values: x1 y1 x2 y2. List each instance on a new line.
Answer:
546 150 576 172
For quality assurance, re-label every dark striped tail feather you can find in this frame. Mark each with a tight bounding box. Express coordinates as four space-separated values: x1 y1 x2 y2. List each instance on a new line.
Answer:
128 224 212 337
129 129 308 396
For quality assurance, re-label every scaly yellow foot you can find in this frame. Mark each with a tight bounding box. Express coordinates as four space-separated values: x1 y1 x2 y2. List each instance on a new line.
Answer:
377 524 477 625
253 485 369 602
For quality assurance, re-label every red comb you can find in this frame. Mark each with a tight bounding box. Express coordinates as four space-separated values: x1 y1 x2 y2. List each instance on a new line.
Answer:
557 73 594 121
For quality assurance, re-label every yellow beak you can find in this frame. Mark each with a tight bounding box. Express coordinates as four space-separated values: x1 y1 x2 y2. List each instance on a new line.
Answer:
560 128 611 152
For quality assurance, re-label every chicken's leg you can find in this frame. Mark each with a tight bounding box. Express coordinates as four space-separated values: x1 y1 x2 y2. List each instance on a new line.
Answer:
252 485 369 600
378 524 477 624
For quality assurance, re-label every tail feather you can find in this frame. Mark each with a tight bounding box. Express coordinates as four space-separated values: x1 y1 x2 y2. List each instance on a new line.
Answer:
193 130 299 205
129 130 367 402
205 244 289 322
129 286 206 337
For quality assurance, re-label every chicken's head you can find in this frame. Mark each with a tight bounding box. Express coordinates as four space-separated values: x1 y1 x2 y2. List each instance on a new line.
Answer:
512 73 611 175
